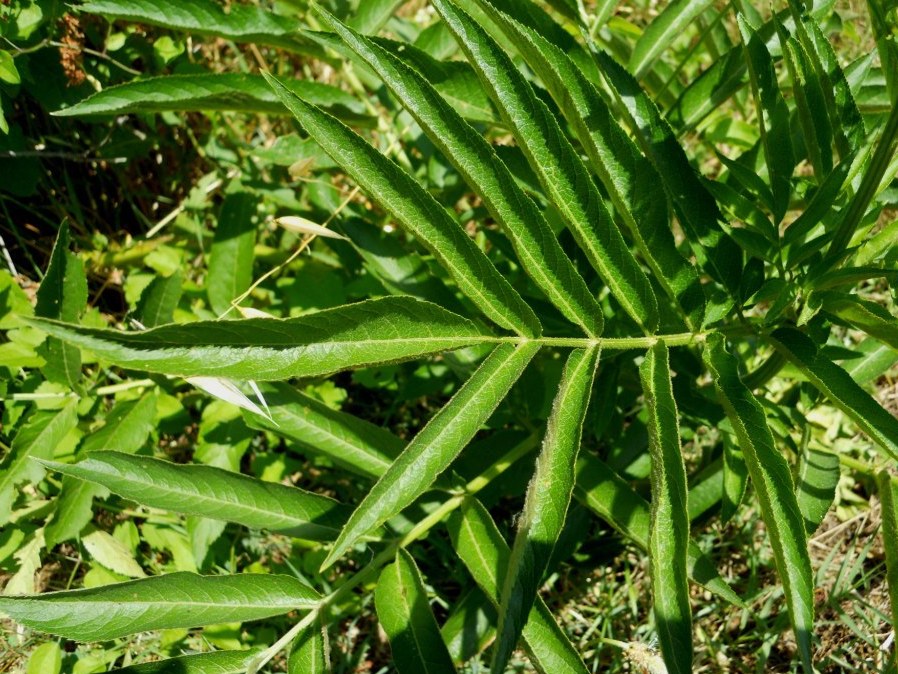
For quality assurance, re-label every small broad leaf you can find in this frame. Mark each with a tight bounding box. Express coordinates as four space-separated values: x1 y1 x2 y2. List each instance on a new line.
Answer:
207 192 257 316
492 347 598 672
795 446 840 534
55 74 371 124
35 222 87 388
0 572 319 641
703 334 814 670
472 0 702 329
111 649 262 674
263 71 541 338
244 383 402 480
28 297 491 381
0 402 79 524
80 0 324 54
82 528 146 578
135 271 183 328
288 618 329 674
321 342 539 569
575 453 744 606
374 549 457 674
629 0 716 80
41 451 347 539
321 10 606 337
434 0 660 334
641 343 692 674
446 498 590 674
769 327 898 461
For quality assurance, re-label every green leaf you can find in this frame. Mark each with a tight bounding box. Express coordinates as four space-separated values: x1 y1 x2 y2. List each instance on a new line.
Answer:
288 619 329 674
446 499 590 674
721 430 748 523
35 223 87 388
26 642 62 674
111 649 262 674
471 1 702 329
321 342 538 569
769 327 898 461
28 297 491 381
55 74 371 124
375 549 457 674
0 402 79 524
795 446 840 534
739 15 795 223
79 0 324 54
629 0 716 80
641 343 692 674
207 192 257 316
434 0 660 333
244 383 401 480
135 271 183 328
41 451 347 539
441 588 496 664
574 453 744 606
321 10 606 337
668 46 746 132
821 294 898 351
0 51 20 86
595 50 743 295
263 72 541 338
703 334 814 670
877 470 898 641
845 338 898 385
0 572 319 641
492 347 598 672
348 0 403 34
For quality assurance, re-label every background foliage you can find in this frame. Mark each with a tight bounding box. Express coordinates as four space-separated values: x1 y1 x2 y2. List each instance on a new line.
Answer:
2 0 898 672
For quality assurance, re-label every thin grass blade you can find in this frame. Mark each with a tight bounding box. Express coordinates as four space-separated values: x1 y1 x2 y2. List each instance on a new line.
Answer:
629 0 717 80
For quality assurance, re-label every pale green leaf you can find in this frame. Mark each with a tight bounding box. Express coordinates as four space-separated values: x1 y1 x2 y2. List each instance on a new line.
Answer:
26 642 62 674
0 403 79 524
629 0 716 80
474 1 703 329
244 383 401 480
574 453 744 606
82 528 146 578
492 347 598 672
264 71 541 337
0 572 319 641
40 452 347 539
112 649 262 674
28 297 490 381
322 342 539 569
770 327 898 461
375 549 456 674
321 10 605 337
641 343 692 674
703 334 814 670
135 271 183 328
434 0 661 333
207 192 257 316
446 499 590 674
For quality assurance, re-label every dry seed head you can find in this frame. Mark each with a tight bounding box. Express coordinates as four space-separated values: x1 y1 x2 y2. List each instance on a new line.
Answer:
275 216 347 240
624 642 668 674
